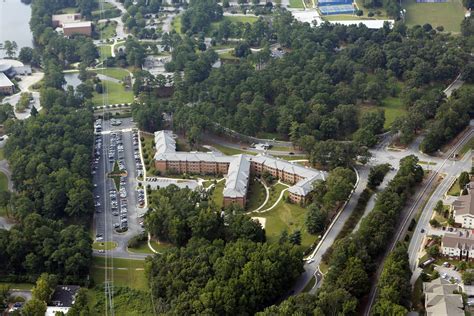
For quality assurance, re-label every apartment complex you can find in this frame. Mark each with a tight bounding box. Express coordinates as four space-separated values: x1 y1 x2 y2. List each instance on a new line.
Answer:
441 232 474 261
452 182 474 228
153 131 326 207
423 278 464 316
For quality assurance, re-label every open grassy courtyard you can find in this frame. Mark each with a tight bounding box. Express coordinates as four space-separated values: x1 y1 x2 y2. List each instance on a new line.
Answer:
289 0 305 8
403 0 465 32
94 68 130 81
92 80 134 106
251 191 317 250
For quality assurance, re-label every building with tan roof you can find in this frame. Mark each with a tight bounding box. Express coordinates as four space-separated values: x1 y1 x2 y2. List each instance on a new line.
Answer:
441 232 474 261
52 13 82 27
423 278 464 316
452 181 474 228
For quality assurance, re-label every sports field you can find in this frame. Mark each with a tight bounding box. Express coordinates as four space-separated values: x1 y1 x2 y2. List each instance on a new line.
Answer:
403 0 465 32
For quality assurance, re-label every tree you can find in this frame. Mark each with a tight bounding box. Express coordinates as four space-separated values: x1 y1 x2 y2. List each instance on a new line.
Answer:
289 230 302 245
463 271 474 285
368 164 391 189
426 245 439 257
22 298 47 316
306 204 328 235
18 47 34 64
459 171 470 189
3 40 18 58
434 200 444 214
32 273 57 303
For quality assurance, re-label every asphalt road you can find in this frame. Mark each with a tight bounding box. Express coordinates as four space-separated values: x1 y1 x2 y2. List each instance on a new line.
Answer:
364 125 474 315
93 117 149 260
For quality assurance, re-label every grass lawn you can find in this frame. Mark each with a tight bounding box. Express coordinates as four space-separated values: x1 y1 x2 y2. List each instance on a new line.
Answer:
99 45 112 60
141 134 156 175
264 183 287 209
0 148 4 160
303 276 316 292
0 282 34 290
208 143 255 156
252 192 317 250
289 0 305 8
0 172 8 192
246 178 266 211
381 96 406 129
96 21 117 39
211 180 225 206
219 51 239 60
57 7 77 13
92 241 118 250
128 240 153 254
448 177 461 196
172 15 182 34
91 257 147 290
459 137 474 157
92 80 133 106
94 67 130 81
128 239 172 254
403 0 465 32
149 240 173 253
209 16 259 35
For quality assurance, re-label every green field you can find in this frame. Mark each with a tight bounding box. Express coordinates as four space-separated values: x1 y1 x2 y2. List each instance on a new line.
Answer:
459 137 474 157
92 241 117 250
94 68 130 81
91 257 147 290
172 14 182 34
96 21 117 39
92 80 134 106
0 172 8 192
209 16 259 34
289 0 305 8
381 96 407 128
403 0 465 32
128 239 172 254
0 282 34 290
251 192 317 250
246 178 266 211
448 177 461 196
211 180 225 206
99 45 112 59
208 143 255 156
0 148 4 160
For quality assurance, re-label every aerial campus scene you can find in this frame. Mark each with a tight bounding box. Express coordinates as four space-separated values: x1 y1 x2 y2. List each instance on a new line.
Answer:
0 0 473 314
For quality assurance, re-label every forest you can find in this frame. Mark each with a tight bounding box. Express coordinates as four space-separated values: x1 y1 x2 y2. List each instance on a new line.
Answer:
154 10 473 161
0 0 96 283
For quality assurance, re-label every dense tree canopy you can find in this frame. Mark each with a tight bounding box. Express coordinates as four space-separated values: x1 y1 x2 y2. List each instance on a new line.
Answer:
146 238 303 315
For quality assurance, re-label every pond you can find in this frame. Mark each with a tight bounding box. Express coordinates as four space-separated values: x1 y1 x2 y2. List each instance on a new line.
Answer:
0 0 33 58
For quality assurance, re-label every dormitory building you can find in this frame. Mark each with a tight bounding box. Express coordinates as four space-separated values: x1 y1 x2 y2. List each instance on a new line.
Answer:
153 130 326 208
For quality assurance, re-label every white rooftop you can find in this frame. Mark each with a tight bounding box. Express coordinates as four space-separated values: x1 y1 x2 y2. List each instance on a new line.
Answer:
154 130 176 154
0 72 13 87
223 154 250 198
63 21 92 29
328 19 394 29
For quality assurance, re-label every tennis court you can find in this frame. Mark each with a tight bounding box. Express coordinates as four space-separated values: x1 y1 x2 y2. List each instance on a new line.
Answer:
320 4 355 14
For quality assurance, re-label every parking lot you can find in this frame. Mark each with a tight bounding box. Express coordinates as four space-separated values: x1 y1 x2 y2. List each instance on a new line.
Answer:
92 117 147 258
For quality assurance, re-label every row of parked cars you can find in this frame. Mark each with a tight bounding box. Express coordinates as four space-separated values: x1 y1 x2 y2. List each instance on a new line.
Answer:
132 130 143 178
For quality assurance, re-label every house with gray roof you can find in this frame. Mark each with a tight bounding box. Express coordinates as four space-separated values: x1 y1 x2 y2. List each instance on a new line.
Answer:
423 278 464 316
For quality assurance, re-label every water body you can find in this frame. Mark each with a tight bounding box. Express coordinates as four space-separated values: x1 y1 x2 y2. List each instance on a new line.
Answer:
0 0 33 58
